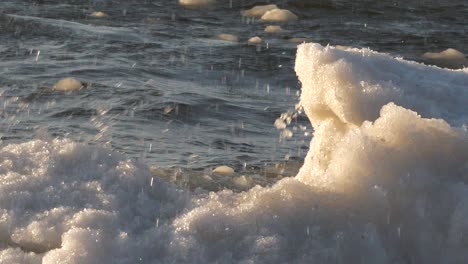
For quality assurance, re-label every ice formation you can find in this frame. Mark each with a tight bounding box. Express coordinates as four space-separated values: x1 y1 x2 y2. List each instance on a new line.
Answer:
215 33 239 42
242 4 278 18
1 44 467 263
52 77 83 92
261 9 298 22
248 36 262 44
264 25 283 33
212 165 235 175
422 48 466 69
178 0 215 7
89 11 109 18
0 139 188 263
289 37 310 43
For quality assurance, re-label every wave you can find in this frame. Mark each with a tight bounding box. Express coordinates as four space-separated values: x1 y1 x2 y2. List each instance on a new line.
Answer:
1 43 467 263
1 14 155 43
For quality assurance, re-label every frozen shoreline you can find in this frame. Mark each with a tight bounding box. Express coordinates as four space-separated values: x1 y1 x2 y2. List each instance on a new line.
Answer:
1 43 467 263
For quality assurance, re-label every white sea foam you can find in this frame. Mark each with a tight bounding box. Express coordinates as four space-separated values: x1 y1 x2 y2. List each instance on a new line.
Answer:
1 44 467 263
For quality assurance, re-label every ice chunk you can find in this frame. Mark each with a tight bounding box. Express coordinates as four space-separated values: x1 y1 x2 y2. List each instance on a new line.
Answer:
215 33 239 42
212 165 235 175
422 48 466 69
288 37 310 43
232 175 253 189
0 138 188 262
90 11 109 18
242 4 278 18
0 248 41 264
261 9 298 22
52 77 83 92
179 0 215 7
295 43 468 127
264 25 283 33
248 36 262 44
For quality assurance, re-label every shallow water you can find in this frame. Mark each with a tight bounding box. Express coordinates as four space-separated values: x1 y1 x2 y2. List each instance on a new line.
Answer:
0 1 467 263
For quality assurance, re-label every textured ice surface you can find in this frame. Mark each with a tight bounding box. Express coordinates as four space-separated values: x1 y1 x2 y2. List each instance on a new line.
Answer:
0 139 189 263
1 44 467 263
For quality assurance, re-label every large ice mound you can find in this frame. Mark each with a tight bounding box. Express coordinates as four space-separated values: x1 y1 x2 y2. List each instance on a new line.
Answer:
0 139 189 263
1 44 467 263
